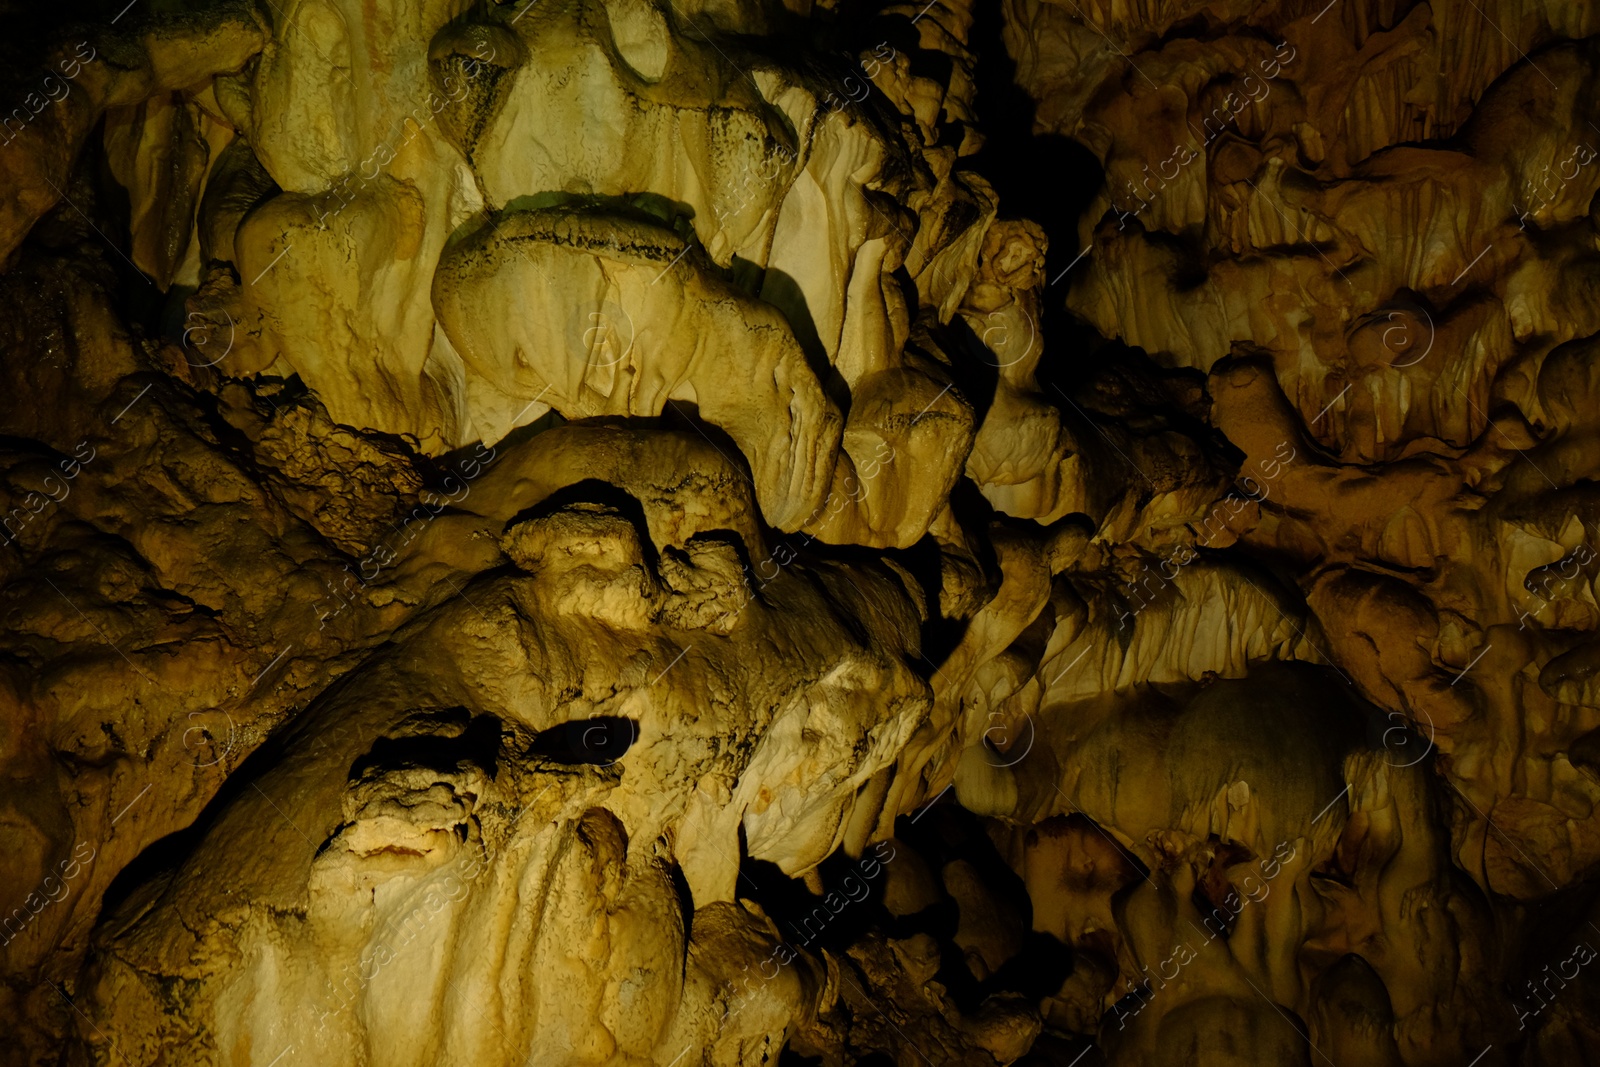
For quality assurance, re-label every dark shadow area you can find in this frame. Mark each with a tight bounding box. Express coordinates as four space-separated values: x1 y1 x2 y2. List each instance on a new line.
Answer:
893 803 1073 1013
1018 1034 1107 1065
768 798 1088 1061
941 312 1003 422
963 0 1103 280
738 844 899 957
528 716 639 766
349 711 503 780
75 127 168 337
760 265 853 410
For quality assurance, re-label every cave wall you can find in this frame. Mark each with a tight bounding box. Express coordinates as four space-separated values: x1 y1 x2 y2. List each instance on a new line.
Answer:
1 0 1599 1064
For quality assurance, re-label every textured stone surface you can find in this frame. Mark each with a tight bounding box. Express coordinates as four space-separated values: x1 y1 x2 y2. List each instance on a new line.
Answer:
2 0 1600 1064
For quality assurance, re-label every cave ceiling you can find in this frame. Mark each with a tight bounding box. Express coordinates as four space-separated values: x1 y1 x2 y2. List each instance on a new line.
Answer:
2 0 1600 1064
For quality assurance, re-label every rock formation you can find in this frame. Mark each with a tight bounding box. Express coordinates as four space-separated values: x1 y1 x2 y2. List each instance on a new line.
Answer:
2 0 1600 1063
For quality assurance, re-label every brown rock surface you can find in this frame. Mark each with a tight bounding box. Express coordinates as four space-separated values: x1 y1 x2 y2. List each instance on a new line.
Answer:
1 0 1599 1064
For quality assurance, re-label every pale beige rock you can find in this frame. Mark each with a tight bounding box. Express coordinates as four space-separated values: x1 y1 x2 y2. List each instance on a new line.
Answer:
4 0 1600 1064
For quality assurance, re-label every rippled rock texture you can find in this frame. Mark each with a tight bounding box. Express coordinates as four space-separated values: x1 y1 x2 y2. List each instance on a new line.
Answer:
2 0 1600 1064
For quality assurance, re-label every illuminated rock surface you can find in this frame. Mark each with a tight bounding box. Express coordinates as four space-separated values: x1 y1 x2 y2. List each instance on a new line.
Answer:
2 0 1600 1064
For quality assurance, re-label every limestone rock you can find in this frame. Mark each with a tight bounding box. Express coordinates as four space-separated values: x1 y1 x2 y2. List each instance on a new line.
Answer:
2 0 1600 1064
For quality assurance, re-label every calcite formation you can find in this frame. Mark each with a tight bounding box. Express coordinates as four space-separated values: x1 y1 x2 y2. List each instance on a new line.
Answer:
3 0 1600 1063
